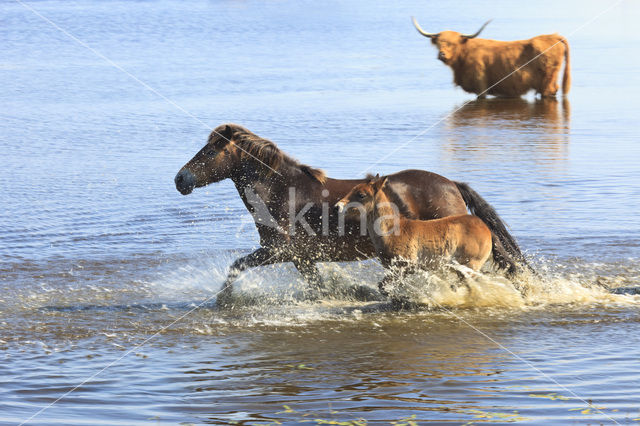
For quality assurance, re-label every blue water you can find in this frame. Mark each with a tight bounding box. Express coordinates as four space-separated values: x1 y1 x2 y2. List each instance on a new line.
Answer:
2 0 640 424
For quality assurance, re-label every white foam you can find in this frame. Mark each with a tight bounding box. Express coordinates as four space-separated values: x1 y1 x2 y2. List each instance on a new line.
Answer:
146 255 640 323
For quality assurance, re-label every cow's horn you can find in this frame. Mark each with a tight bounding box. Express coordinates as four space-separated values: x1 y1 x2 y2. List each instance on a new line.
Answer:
462 19 492 39
411 17 438 38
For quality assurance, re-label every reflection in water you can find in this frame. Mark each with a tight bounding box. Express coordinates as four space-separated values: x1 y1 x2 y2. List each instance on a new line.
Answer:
4 0 640 422
442 98 571 168
179 318 517 424
450 97 570 129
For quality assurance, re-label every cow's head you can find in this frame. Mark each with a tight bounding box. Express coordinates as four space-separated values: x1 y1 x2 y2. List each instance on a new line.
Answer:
411 18 492 64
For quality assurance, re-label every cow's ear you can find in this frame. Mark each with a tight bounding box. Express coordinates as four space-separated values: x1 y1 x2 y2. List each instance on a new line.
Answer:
431 37 438 45
461 36 469 44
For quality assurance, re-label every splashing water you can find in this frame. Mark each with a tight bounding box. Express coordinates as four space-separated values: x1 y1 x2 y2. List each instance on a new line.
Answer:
140 254 640 320
383 262 640 311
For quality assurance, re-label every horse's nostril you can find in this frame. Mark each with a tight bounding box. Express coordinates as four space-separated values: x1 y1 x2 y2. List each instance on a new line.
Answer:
176 174 183 184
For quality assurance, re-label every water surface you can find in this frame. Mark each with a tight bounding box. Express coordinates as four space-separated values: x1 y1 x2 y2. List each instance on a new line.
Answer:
2 0 640 424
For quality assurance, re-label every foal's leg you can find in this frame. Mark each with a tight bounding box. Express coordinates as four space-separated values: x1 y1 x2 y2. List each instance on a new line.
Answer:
379 261 420 305
377 259 410 297
377 273 395 297
388 266 420 310
444 264 473 294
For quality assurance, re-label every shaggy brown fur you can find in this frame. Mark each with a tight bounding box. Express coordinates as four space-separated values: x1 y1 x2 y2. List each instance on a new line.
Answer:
210 123 327 183
175 125 526 300
336 175 518 293
412 18 570 98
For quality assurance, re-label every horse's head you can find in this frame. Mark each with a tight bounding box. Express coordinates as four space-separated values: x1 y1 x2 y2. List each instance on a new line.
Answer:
335 174 388 214
175 124 239 195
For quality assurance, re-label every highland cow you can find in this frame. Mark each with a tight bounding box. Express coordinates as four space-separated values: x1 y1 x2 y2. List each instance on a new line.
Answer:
412 17 570 98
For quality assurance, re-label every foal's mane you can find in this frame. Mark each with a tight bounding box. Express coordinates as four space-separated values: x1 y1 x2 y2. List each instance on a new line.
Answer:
365 173 416 219
219 124 326 183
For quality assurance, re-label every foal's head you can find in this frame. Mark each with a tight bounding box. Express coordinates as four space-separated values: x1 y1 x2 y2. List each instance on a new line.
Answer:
174 124 242 195
335 175 388 214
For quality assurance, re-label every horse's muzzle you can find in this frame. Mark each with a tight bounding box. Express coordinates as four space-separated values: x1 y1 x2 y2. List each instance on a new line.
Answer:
175 169 196 195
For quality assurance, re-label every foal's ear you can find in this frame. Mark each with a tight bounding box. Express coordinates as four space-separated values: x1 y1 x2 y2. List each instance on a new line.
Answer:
373 176 388 192
366 173 379 184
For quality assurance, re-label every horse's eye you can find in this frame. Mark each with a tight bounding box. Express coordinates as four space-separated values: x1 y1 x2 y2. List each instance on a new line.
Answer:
204 148 216 156
357 192 365 199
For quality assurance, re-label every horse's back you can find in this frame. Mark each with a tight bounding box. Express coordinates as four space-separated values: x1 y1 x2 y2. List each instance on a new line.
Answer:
386 169 467 219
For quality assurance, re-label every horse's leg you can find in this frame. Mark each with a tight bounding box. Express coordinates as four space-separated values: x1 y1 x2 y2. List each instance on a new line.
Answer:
218 248 283 305
292 259 323 289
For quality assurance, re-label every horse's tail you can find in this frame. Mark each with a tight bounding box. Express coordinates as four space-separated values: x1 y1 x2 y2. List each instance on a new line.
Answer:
560 36 571 95
454 181 529 268
491 233 518 276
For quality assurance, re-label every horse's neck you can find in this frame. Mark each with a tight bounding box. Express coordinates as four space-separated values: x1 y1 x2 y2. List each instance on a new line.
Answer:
232 169 314 218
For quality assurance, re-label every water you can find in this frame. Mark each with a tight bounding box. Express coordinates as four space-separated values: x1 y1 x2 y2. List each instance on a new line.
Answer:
2 0 640 424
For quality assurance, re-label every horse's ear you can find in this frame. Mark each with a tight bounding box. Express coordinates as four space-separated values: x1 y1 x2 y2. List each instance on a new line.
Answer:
213 124 234 143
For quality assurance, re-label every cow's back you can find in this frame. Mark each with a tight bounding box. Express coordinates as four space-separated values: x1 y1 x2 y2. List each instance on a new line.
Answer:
528 34 567 69
456 39 533 97
456 36 567 97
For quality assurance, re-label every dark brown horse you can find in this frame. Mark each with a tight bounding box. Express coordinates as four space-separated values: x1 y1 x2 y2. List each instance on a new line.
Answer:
174 124 526 297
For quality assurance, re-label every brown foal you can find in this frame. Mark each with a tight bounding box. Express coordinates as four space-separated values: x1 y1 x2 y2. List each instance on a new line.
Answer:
336 175 516 295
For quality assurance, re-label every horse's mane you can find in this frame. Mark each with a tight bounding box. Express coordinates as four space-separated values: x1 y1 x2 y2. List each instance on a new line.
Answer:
366 173 416 219
216 124 326 184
